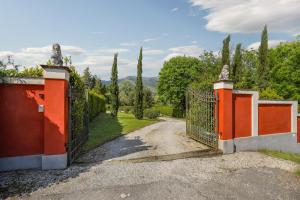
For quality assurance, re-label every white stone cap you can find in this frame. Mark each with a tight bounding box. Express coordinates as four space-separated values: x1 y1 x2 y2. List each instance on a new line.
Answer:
0 77 44 85
41 65 70 81
213 80 234 90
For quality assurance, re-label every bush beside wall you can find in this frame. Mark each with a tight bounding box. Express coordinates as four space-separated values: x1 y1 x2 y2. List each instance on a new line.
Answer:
153 105 184 118
89 90 106 121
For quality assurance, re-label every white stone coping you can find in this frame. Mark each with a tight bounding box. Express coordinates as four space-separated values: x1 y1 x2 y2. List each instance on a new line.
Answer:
43 68 70 81
213 81 234 90
0 77 44 85
233 90 259 96
258 100 298 105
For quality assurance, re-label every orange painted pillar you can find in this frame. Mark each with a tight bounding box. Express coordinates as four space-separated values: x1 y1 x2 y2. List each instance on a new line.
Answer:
298 116 300 143
41 65 70 170
214 80 234 153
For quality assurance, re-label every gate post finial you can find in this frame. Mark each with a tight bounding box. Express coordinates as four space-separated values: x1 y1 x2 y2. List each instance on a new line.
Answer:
214 71 234 154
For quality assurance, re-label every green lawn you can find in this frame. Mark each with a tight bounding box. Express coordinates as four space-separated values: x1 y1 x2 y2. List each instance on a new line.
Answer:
84 112 159 151
261 150 300 176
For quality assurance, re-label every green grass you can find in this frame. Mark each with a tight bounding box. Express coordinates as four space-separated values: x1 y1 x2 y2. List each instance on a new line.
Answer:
84 112 159 151
261 149 300 176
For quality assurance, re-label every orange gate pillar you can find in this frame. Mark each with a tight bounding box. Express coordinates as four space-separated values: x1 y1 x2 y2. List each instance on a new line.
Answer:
41 65 70 170
214 80 234 154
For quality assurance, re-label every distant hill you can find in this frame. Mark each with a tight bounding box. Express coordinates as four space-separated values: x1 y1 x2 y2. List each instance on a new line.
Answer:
103 76 158 92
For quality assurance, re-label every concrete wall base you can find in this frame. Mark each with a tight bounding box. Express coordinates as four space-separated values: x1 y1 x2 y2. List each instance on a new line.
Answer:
42 153 67 170
219 133 300 154
219 140 234 154
0 153 67 172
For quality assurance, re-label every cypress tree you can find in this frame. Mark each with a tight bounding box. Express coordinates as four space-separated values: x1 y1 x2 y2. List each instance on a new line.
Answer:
222 35 231 68
82 67 92 88
134 47 144 119
232 43 242 82
110 53 119 117
258 25 268 89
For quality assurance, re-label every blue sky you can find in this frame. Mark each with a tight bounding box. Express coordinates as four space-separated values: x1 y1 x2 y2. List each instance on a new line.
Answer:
0 0 298 79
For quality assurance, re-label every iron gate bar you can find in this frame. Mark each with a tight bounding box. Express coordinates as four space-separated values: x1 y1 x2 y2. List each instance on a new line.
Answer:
186 87 219 149
67 85 89 165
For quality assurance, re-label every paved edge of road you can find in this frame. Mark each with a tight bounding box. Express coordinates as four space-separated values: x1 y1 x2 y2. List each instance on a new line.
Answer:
108 149 223 164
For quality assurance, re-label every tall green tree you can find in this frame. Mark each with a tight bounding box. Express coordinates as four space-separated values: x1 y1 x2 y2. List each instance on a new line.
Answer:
82 67 92 88
232 43 242 81
257 25 269 89
134 47 144 119
110 53 119 117
222 35 231 69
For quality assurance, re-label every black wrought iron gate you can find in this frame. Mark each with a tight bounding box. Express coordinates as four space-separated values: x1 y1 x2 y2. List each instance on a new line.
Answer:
186 87 219 149
68 86 89 165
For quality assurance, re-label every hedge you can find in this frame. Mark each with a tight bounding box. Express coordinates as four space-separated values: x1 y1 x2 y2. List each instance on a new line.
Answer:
88 90 106 121
153 105 184 118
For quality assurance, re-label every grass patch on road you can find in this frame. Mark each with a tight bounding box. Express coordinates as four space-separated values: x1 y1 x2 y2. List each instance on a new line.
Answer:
261 149 300 176
84 112 159 151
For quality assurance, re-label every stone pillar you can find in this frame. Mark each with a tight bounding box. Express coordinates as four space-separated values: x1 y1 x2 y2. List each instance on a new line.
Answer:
214 80 234 154
41 65 70 170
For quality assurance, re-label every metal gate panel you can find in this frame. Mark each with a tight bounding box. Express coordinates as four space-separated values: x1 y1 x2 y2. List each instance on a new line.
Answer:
67 86 89 165
186 87 218 149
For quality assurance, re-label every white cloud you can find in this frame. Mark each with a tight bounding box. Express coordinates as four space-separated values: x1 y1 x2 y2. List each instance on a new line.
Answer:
94 48 129 54
120 42 137 47
191 40 198 44
171 8 179 12
247 40 286 50
143 49 165 56
165 45 203 60
22 45 85 55
189 0 300 34
143 38 159 43
0 45 84 67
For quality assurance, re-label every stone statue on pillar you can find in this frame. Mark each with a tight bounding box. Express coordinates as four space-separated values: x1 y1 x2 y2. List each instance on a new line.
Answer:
51 43 63 66
219 65 229 80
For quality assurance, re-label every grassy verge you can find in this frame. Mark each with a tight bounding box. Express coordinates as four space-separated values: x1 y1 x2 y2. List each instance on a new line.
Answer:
260 149 300 176
84 112 159 151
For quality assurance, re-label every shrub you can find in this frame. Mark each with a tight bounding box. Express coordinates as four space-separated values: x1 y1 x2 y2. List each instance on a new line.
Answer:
144 109 160 119
88 89 106 121
119 106 133 113
153 105 184 118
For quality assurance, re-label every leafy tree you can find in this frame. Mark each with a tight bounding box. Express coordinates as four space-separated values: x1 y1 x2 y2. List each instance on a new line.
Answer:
232 43 242 82
222 35 231 69
143 87 154 108
110 53 119 117
158 56 202 113
191 51 222 90
119 81 135 106
267 40 300 101
93 76 103 94
257 25 269 89
235 50 258 89
134 47 144 119
82 67 93 88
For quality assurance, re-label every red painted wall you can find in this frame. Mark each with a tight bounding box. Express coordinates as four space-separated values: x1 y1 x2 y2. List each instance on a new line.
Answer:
258 104 291 135
44 79 68 155
217 89 233 140
233 94 252 138
0 84 45 157
297 116 300 143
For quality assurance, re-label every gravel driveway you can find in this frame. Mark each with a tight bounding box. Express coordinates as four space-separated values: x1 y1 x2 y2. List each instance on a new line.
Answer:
78 117 209 163
1 118 300 199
